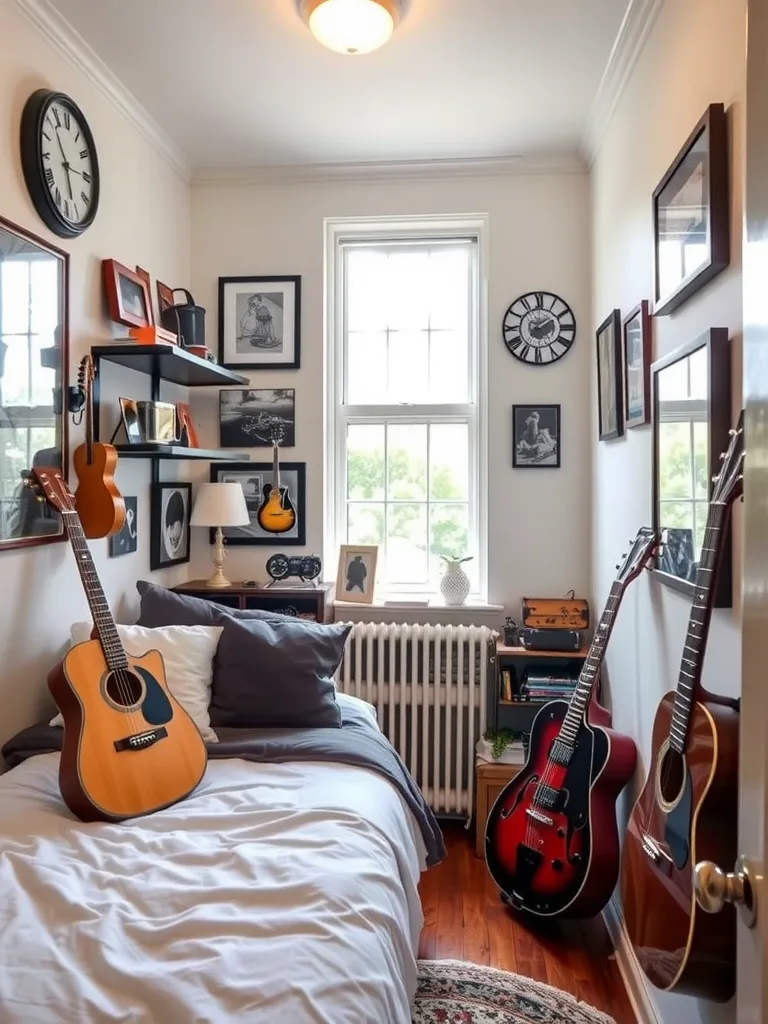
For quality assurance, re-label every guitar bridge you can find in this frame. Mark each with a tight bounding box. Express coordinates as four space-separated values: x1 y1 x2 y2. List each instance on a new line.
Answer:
114 727 168 752
640 831 673 865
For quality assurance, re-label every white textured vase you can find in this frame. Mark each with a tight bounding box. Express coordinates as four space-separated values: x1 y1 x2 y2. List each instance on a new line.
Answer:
440 561 471 606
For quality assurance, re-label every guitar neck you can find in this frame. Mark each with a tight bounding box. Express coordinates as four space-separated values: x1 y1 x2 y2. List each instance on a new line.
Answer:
61 511 127 670
84 377 93 465
272 442 280 492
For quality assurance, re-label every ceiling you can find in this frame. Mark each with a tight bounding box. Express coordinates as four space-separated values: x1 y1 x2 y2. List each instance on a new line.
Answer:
48 0 630 169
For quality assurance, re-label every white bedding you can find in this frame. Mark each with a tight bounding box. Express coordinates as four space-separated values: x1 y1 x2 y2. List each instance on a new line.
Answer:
0 753 427 1023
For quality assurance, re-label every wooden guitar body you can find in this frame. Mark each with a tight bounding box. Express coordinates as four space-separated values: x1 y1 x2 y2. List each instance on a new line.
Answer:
256 484 296 534
49 640 208 823
621 693 739 1002
485 700 637 918
73 441 126 539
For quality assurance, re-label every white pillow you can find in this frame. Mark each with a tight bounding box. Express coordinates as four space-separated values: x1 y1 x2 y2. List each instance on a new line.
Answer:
50 622 223 743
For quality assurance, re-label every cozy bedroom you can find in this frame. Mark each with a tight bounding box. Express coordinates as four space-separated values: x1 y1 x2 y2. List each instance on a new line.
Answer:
0 1 765 1022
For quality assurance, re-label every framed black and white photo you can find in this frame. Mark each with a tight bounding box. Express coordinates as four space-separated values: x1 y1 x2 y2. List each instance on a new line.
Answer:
219 388 296 448
108 496 138 558
596 309 624 441
335 545 378 604
150 482 191 569
218 276 301 371
209 462 306 545
623 301 652 428
512 405 561 468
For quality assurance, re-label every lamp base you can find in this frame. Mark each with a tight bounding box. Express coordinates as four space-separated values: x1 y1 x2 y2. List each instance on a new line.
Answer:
205 567 233 589
206 526 232 588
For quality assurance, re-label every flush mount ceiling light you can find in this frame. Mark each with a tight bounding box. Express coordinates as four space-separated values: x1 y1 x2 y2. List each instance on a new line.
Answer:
300 0 403 55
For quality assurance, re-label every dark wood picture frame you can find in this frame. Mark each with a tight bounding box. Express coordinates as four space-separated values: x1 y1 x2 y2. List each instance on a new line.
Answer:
652 103 729 317
218 276 302 371
150 481 192 570
209 461 306 546
623 301 652 428
102 258 153 329
651 327 732 606
0 215 69 553
156 280 175 315
511 404 561 468
596 309 624 441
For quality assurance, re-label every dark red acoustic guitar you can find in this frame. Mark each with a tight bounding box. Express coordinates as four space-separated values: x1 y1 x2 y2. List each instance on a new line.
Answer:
484 527 660 919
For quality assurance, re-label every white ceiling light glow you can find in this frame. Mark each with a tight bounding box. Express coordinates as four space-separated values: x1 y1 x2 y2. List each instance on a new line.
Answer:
300 0 402 56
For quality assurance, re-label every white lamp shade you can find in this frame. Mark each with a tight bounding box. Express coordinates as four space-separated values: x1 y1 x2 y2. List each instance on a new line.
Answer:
307 0 396 55
191 482 250 528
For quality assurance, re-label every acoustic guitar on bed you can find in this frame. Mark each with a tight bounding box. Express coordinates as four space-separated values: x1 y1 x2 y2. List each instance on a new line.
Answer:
484 526 661 919
30 467 207 824
256 422 296 534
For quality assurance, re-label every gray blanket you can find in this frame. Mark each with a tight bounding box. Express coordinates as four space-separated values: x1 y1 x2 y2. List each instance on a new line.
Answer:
1 703 446 867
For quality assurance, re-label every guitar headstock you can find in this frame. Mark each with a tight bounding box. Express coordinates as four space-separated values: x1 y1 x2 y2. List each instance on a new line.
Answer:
30 467 76 515
712 411 745 507
77 354 94 390
615 526 663 588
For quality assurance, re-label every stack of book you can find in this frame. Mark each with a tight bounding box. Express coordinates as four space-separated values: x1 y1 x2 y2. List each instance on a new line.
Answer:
520 672 578 702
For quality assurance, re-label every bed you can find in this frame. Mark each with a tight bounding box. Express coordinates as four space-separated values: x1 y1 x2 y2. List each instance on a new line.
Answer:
0 698 444 1023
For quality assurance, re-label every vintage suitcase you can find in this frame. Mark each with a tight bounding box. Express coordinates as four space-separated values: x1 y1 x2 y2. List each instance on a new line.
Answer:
521 595 590 630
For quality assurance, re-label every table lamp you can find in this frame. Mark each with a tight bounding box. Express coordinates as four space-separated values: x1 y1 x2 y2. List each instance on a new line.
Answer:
190 482 249 588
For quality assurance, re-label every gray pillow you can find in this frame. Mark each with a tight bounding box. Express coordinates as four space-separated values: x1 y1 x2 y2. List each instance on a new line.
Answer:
136 580 284 628
210 616 351 729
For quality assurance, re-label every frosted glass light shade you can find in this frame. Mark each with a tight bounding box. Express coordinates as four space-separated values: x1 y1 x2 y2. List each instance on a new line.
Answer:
190 483 249 527
307 0 397 55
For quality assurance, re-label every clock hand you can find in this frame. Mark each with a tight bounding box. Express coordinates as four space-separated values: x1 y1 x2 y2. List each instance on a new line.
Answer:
54 128 74 199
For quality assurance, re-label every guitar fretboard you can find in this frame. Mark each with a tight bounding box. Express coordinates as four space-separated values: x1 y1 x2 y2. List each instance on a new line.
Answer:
61 511 127 670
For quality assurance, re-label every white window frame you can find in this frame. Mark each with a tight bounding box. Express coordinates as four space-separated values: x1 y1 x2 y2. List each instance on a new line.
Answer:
323 214 489 601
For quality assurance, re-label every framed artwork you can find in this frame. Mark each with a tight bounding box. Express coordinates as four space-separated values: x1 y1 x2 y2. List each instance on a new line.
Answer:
218 276 301 370
209 462 306 545
651 327 732 605
118 398 143 444
102 258 152 329
134 266 155 325
219 388 296 448
108 496 138 557
157 280 175 315
596 309 624 441
150 482 192 570
336 545 378 604
623 301 652 428
652 103 729 317
512 405 561 468
176 403 200 448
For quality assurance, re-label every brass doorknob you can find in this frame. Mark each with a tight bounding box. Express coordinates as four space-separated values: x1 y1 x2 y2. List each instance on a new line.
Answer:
694 855 758 928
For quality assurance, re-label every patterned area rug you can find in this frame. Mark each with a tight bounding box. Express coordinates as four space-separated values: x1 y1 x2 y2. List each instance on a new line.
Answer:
412 960 617 1024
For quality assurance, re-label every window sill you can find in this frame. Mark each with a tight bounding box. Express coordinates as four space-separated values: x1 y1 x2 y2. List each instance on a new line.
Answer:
332 597 503 625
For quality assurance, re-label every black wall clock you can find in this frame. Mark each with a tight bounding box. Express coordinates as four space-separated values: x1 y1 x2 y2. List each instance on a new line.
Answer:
503 291 576 365
20 89 100 239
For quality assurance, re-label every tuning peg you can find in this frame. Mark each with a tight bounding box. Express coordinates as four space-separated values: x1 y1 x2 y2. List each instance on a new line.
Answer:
712 474 720 483
615 564 621 570
720 452 726 461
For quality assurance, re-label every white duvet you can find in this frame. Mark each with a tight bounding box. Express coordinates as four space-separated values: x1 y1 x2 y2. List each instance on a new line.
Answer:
0 754 427 1024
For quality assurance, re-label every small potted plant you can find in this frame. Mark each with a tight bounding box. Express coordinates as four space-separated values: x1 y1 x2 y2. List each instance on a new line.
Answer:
439 552 473 605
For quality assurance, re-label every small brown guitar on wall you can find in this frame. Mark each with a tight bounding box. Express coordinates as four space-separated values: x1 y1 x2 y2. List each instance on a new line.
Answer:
620 414 744 1003
31 467 207 824
256 422 296 534
73 355 126 538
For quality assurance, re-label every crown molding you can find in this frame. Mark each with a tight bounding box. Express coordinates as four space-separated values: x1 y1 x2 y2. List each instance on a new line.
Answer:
193 152 586 187
11 0 190 181
581 0 666 164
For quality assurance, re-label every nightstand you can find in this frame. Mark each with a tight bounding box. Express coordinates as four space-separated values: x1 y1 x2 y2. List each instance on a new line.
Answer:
172 581 335 622
475 757 523 858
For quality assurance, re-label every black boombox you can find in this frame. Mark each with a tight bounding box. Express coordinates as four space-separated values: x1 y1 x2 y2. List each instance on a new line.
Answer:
520 627 582 652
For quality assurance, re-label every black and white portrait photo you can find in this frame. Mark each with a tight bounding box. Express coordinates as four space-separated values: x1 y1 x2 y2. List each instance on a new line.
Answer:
512 405 561 468
108 496 138 558
219 389 296 448
150 483 191 570
335 545 378 604
596 309 624 441
218 276 301 371
210 462 306 545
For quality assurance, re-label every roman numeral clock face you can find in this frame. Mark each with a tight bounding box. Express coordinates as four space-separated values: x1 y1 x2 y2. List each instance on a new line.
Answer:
21 89 100 239
503 292 576 366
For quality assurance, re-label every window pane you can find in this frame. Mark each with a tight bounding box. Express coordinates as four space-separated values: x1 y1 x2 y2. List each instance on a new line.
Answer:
427 248 469 330
387 423 427 500
430 423 469 500
388 330 428 403
659 500 694 532
430 503 470 581
387 503 428 584
346 249 387 332
30 260 58 335
386 251 429 329
347 424 385 500
428 330 469 403
2 262 30 334
658 422 693 499
348 503 385 546
347 331 387 404
3 337 29 405
693 420 708 499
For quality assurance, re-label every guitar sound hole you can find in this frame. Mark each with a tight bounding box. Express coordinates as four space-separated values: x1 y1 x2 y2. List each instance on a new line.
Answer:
105 670 143 708
659 746 685 804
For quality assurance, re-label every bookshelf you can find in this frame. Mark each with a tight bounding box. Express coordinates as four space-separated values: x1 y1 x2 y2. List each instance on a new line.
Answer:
492 639 590 735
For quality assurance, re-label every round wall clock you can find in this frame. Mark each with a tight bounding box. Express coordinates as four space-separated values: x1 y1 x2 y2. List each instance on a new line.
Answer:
20 89 100 239
502 291 576 366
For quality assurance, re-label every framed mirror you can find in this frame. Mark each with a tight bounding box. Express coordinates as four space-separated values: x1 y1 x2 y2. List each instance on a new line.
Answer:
651 328 732 606
0 216 68 551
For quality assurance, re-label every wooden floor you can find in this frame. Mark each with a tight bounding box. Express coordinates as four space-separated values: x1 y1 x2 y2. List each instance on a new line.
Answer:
418 824 636 1024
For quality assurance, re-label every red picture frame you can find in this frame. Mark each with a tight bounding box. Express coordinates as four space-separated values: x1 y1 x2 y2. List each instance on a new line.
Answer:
102 258 152 329
157 280 175 315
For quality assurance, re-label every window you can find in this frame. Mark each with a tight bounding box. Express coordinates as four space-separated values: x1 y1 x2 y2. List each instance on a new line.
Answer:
325 216 488 598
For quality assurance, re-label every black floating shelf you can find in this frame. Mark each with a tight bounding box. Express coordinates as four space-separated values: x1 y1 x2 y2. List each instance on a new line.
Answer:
92 344 249 387
115 444 249 461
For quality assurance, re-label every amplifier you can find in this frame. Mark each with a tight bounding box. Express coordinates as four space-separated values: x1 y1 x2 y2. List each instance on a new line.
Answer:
520 628 582 652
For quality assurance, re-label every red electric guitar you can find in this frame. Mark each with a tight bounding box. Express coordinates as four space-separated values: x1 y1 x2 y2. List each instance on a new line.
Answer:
484 526 661 919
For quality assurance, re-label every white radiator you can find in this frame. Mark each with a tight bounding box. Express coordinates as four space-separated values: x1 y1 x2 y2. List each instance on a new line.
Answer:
335 622 496 821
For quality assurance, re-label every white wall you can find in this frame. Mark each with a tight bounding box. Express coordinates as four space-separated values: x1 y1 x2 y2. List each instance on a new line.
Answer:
190 170 592 615
0 2 191 748
591 0 745 1021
